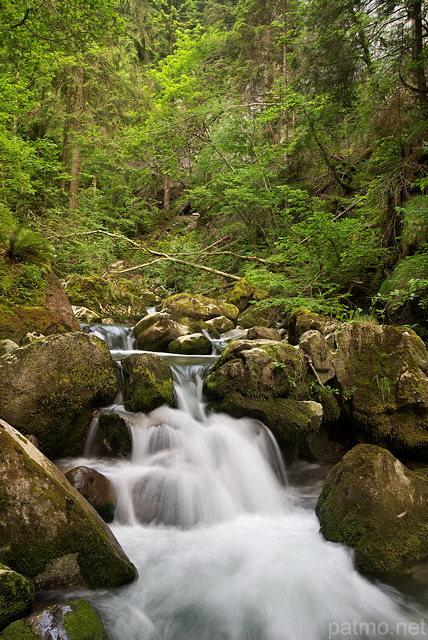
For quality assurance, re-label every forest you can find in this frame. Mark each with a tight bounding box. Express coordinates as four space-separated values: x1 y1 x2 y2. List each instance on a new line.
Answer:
1 0 427 337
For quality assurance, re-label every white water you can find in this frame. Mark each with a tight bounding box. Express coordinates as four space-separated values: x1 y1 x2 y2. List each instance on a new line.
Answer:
65 325 428 640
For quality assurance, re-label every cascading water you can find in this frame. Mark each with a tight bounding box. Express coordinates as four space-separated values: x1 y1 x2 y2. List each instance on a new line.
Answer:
63 325 428 640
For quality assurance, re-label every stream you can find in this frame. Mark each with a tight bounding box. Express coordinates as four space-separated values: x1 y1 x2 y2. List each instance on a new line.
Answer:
61 324 428 640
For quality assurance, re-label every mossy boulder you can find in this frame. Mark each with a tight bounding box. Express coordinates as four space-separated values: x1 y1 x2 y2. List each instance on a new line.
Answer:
204 339 309 400
237 304 282 329
201 316 235 339
0 333 119 458
161 293 239 324
204 340 319 447
0 271 80 344
1 598 109 640
168 333 212 355
63 274 157 323
215 392 323 446
0 419 136 590
122 352 174 412
133 312 190 351
89 410 132 459
247 326 282 341
316 444 428 572
0 564 35 630
226 278 268 312
331 322 428 459
287 308 338 345
65 466 116 523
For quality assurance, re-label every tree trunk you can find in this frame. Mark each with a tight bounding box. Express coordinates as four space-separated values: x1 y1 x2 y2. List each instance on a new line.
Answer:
60 81 72 193
409 0 428 113
69 67 84 211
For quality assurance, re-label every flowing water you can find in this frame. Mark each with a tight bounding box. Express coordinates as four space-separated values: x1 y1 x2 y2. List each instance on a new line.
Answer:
64 325 428 640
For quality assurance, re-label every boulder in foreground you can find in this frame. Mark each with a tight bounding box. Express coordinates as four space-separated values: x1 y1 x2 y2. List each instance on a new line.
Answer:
316 444 428 572
0 419 136 590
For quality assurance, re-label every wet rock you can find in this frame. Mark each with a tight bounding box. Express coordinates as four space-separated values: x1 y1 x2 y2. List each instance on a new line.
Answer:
0 419 136 590
91 410 132 459
161 293 239 325
0 564 35 629
122 352 174 412
316 444 428 572
133 312 189 351
168 333 212 355
1 598 109 640
65 466 116 523
0 333 120 458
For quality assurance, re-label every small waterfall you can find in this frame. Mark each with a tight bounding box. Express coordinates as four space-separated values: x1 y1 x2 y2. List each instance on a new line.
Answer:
81 323 135 350
62 338 428 640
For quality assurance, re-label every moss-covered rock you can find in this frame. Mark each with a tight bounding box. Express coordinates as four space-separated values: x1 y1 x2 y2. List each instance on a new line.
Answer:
0 333 119 458
226 278 268 312
0 419 136 590
237 304 282 329
122 352 174 412
168 333 212 355
161 293 239 324
214 392 323 446
331 322 428 459
316 444 428 572
0 564 35 630
247 326 282 341
0 271 81 344
65 466 116 523
204 339 309 400
201 316 235 339
287 308 338 345
64 274 158 323
133 312 190 351
1 599 109 640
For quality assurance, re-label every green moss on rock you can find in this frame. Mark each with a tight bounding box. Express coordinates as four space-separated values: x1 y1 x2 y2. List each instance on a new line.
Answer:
315 444 428 572
161 293 239 323
0 564 35 630
122 352 174 412
168 333 212 355
0 419 136 590
0 333 119 458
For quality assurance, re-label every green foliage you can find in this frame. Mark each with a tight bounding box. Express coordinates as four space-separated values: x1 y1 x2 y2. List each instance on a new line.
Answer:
0 223 52 267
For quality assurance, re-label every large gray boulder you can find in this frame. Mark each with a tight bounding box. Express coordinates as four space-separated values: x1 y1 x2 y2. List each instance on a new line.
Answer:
0 332 119 458
0 419 136 590
316 444 428 572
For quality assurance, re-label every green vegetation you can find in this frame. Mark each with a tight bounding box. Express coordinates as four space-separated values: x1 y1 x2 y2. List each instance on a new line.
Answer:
0 0 427 336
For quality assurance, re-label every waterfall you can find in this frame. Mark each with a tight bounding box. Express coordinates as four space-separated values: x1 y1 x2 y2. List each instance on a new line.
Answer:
62 343 428 640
